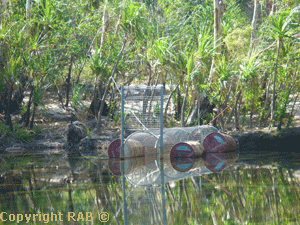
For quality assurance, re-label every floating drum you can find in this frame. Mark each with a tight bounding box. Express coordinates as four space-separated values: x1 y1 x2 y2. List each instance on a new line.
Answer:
141 131 160 159
107 138 144 158
123 138 145 158
156 128 192 156
170 141 204 158
108 139 122 158
203 133 237 153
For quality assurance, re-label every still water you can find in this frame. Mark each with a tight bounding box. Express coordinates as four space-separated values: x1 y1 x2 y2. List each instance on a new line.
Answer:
0 150 300 224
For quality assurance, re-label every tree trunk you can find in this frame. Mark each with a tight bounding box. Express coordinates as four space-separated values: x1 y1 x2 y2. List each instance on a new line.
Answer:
5 83 14 131
26 0 31 20
181 82 188 127
270 39 281 126
29 103 37 129
24 86 34 127
208 0 226 83
95 40 126 131
65 57 73 108
175 86 181 121
1 0 7 8
90 0 109 116
226 90 241 126
287 93 299 128
99 0 109 59
277 67 297 130
249 0 260 57
164 84 178 118
271 0 276 14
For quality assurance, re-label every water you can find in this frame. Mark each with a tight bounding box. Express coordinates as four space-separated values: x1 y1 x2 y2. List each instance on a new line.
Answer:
0 151 300 224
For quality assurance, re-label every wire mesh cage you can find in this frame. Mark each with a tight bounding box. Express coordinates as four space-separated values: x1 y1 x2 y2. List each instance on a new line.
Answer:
121 85 164 158
122 85 164 131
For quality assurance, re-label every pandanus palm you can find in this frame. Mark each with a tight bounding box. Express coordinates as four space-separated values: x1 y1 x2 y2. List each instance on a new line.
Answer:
269 6 300 126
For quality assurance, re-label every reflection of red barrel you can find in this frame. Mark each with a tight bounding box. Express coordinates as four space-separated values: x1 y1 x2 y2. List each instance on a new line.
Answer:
203 133 237 153
108 157 146 176
205 151 238 172
108 157 122 176
170 157 205 172
170 141 204 158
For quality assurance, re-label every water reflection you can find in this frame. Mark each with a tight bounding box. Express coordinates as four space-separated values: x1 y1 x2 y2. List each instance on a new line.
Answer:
0 150 300 224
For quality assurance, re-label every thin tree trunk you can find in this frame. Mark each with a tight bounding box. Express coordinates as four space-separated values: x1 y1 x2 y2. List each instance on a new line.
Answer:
277 67 297 130
5 82 14 131
99 0 109 59
265 0 270 16
270 39 281 127
24 86 34 127
226 90 241 126
1 0 7 8
176 85 181 121
115 1 123 35
25 0 31 36
164 85 179 118
76 0 109 84
95 40 126 131
249 0 260 57
236 95 242 129
260 72 272 124
287 93 299 128
65 57 73 108
26 0 31 20
142 67 153 117
208 0 226 84
219 84 232 130
181 82 189 127
0 42 5 68
271 0 276 14
29 103 37 129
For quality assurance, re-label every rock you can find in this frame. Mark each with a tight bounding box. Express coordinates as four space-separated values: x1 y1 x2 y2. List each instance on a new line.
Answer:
67 121 87 145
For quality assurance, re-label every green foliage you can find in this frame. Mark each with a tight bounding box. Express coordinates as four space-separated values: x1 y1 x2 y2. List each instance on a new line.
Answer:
224 25 252 57
1 0 299 132
0 122 41 143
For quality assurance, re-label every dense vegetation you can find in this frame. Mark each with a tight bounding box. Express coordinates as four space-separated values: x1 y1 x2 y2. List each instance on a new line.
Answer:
1 0 300 136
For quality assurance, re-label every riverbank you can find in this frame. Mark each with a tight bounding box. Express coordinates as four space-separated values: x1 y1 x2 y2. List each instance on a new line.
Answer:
1 92 300 156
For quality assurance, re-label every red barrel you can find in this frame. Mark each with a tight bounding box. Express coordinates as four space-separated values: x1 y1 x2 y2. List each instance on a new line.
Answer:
107 138 145 158
203 133 237 153
170 141 204 158
108 139 122 158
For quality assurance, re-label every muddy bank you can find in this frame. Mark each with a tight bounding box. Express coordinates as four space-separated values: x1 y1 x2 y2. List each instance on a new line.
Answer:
231 127 300 154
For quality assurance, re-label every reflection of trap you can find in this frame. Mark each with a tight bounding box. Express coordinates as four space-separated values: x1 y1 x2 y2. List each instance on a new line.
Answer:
108 151 238 185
